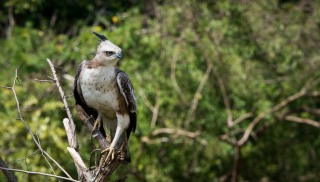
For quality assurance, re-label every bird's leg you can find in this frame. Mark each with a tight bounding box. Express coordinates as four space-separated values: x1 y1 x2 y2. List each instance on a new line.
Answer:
92 114 102 132
102 114 129 162
101 125 123 162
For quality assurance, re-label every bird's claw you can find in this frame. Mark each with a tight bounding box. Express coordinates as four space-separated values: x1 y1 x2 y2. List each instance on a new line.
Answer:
102 146 115 162
92 117 101 132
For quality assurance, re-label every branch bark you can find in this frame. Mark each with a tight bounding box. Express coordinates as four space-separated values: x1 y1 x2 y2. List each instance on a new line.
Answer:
0 156 17 182
284 115 320 128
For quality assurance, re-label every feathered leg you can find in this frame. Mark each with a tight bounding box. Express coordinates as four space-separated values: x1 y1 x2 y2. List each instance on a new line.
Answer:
102 113 129 162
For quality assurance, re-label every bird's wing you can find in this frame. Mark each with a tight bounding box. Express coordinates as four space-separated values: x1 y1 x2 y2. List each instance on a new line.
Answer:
73 61 106 137
116 68 137 138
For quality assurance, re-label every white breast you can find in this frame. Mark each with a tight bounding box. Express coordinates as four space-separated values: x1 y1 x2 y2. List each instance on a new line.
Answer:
80 66 119 117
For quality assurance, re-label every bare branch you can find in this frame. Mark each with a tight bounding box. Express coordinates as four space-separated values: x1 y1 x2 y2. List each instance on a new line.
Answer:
284 115 320 128
9 69 73 179
152 128 201 138
136 83 160 128
170 44 188 104
63 118 84 179
150 96 160 128
0 167 79 182
63 118 79 150
231 113 253 127
184 62 213 128
136 75 154 111
237 81 312 146
33 79 54 83
76 105 109 149
0 156 17 182
67 147 94 182
47 59 74 124
144 128 208 146
212 66 233 127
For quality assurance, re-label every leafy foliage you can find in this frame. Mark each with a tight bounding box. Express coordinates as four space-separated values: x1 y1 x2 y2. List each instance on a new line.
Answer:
1 0 320 181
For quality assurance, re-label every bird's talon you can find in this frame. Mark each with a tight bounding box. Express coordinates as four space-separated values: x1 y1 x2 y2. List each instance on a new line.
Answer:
92 115 101 132
102 146 115 162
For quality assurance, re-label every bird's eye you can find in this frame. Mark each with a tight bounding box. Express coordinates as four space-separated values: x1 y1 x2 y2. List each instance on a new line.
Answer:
105 51 114 56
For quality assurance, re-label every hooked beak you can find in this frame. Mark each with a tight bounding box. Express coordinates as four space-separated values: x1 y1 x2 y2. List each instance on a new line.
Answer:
116 52 122 59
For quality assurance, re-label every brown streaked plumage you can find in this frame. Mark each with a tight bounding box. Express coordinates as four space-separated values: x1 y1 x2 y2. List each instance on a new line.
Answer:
73 32 136 163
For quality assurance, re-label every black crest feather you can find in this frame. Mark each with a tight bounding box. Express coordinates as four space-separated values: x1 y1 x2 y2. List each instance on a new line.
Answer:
92 32 108 41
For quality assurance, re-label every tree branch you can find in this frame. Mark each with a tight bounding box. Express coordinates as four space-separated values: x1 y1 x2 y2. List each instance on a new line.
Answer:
7 68 73 179
284 115 320 128
237 81 313 146
0 167 78 182
0 156 17 182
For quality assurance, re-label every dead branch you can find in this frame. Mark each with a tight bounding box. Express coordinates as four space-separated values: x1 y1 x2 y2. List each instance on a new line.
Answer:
75 105 109 149
231 113 253 127
0 156 17 182
141 128 208 146
237 80 314 146
135 83 160 128
47 59 74 124
212 65 233 128
3 69 73 180
152 128 201 138
63 118 83 180
150 96 160 128
184 62 213 128
284 115 320 128
170 42 188 104
0 167 78 182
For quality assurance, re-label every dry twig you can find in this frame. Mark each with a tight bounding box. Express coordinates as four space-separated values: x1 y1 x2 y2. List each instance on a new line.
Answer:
0 69 74 181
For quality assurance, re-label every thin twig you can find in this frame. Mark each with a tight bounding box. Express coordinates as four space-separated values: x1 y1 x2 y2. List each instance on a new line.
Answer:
9 69 73 179
170 43 188 104
231 113 253 127
150 96 160 128
47 59 74 124
0 167 79 182
212 66 233 127
184 62 213 128
33 79 54 83
135 82 160 128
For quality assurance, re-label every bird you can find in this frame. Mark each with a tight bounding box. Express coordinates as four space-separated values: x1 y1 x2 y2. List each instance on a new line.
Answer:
73 32 136 163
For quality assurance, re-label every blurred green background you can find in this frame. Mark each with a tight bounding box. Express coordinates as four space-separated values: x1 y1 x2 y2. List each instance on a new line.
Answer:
1 0 320 181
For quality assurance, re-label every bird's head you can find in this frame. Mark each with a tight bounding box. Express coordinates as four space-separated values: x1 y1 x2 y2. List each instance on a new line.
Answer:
93 32 122 66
